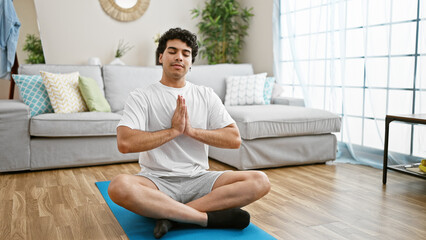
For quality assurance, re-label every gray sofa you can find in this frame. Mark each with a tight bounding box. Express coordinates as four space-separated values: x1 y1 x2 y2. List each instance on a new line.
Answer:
0 64 341 172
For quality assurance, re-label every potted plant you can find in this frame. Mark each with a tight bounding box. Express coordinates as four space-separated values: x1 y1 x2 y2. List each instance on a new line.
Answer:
110 39 134 65
191 0 254 64
23 34 45 64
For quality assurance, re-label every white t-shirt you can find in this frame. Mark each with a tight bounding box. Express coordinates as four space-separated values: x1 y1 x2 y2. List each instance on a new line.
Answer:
118 81 235 177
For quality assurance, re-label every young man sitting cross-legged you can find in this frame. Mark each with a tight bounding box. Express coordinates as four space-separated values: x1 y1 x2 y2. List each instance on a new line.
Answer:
108 27 271 239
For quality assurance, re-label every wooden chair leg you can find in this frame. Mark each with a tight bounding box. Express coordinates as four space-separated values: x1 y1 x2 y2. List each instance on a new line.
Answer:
9 53 19 99
8 79 16 99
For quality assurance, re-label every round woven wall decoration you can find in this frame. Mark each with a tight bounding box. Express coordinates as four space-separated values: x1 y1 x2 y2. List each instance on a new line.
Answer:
99 0 150 22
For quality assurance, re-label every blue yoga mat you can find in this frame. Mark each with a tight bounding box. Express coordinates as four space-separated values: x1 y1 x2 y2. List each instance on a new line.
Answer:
96 181 276 240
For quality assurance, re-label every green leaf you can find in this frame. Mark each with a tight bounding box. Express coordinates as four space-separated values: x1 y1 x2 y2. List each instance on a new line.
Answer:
23 34 45 64
191 0 254 64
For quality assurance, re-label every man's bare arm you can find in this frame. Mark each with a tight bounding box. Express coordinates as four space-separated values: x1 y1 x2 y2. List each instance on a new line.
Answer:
117 126 180 153
117 95 186 153
179 95 241 149
117 95 240 153
184 123 241 149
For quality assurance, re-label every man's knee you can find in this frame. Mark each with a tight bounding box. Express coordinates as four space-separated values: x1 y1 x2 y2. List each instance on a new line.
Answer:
249 171 271 199
108 174 132 204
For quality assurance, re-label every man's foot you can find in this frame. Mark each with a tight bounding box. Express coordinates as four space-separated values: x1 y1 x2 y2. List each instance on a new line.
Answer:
153 219 175 239
206 208 250 229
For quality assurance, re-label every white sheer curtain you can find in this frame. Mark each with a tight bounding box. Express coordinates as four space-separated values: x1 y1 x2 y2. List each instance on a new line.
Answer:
274 0 425 168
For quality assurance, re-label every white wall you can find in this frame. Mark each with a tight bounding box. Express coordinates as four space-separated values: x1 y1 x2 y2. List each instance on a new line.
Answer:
34 0 209 66
239 0 274 76
1 0 274 98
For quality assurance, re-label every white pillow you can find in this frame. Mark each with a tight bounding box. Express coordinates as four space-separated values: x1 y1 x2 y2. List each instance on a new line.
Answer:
225 73 267 106
40 71 88 113
272 84 285 98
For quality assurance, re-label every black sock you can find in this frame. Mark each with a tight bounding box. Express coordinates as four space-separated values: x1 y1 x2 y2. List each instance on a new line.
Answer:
153 219 175 239
206 208 250 229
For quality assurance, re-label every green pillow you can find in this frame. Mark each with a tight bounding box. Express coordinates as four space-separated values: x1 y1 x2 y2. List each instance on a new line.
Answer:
78 76 111 112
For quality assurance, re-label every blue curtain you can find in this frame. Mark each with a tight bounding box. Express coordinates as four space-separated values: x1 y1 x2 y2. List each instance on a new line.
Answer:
0 0 21 79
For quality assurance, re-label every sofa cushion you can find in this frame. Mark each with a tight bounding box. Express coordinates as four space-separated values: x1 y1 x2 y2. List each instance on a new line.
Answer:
226 105 341 140
41 71 88 113
19 64 104 93
264 77 275 104
30 112 122 137
102 65 162 112
187 64 254 102
272 97 306 107
224 73 267 106
78 76 111 112
12 74 54 116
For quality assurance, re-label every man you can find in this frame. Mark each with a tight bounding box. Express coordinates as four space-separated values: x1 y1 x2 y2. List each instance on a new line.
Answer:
108 28 270 239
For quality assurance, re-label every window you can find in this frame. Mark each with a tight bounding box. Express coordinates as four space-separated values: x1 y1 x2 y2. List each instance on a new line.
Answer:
277 0 425 164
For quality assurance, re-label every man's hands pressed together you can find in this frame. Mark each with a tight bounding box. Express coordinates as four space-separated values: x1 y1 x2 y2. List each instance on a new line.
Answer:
117 94 241 154
171 95 195 137
171 95 190 135
171 95 241 149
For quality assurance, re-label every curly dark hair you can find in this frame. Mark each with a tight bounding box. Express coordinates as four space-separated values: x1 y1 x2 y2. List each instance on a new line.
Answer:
156 28 199 64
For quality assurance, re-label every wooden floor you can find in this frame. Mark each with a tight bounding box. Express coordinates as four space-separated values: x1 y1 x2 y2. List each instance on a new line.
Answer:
1 160 425 240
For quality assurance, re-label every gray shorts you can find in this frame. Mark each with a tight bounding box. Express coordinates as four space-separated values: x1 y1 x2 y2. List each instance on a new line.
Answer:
136 171 226 203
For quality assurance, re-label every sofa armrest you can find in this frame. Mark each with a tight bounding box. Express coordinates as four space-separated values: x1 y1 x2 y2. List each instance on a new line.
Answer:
0 100 31 172
272 97 306 107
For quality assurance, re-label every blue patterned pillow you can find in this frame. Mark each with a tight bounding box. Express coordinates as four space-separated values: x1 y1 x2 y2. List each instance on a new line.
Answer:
12 74 54 117
263 77 275 104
